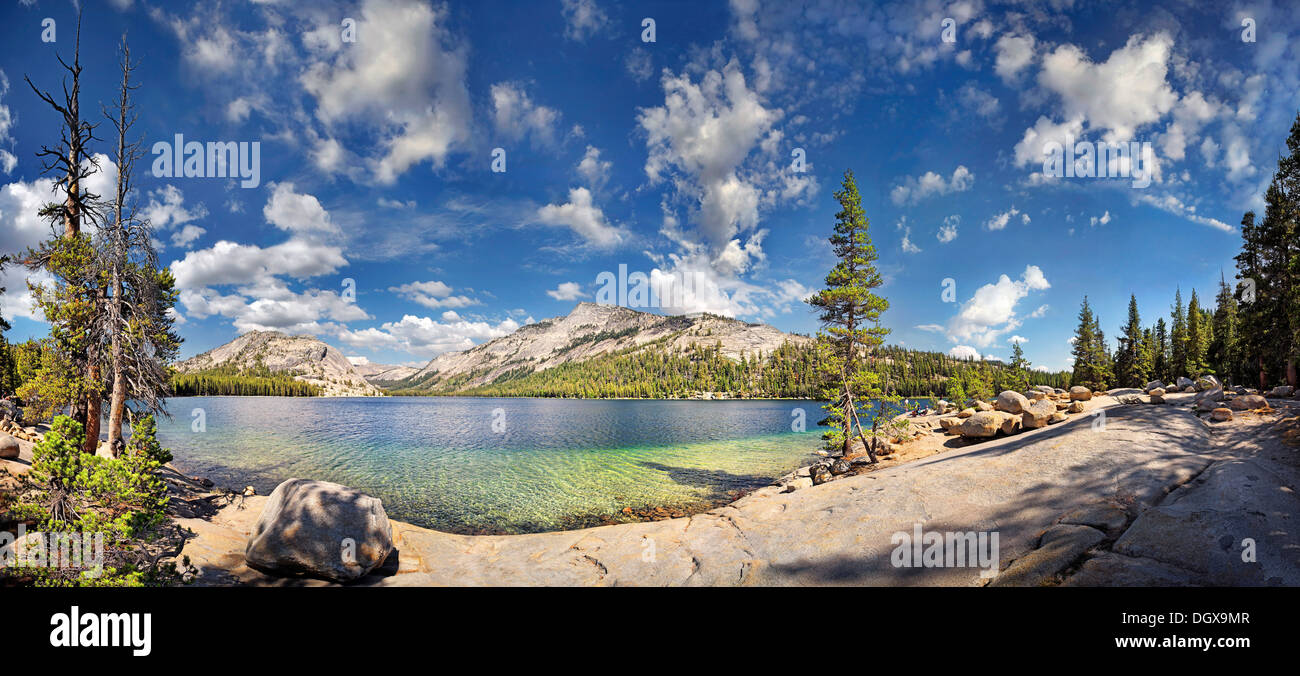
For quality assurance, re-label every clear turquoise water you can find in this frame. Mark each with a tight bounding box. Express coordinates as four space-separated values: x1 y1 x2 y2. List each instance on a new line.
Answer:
155 396 931 533
155 397 852 534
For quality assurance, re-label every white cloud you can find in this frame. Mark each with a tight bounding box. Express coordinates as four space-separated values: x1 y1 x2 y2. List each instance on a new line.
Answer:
536 187 625 249
1089 211 1112 227
490 82 561 145
263 182 339 235
1008 335 1028 344
890 165 974 206
338 313 525 358
945 266 1051 348
948 345 980 360
546 281 587 301
937 215 959 243
1037 33 1178 146
638 59 780 274
170 239 347 288
301 0 472 183
388 280 479 310
170 224 207 248
0 70 15 174
561 0 609 41
994 33 1037 83
577 145 611 188
984 206 1023 232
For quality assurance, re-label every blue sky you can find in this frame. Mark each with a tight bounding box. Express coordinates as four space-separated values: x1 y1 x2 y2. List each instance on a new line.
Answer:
0 0 1295 372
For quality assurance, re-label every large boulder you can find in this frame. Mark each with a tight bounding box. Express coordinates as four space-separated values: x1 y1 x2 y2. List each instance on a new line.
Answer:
957 407 975 419
0 433 18 460
1021 399 1056 429
974 400 993 412
995 390 1031 414
1032 385 1055 394
1211 408 1233 422
1068 386 1092 401
1228 394 1267 411
960 411 1005 438
1175 376 1195 390
1195 375 1221 391
245 478 394 583
1067 401 1086 414
1195 397 1220 412
1143 380 1165 393
1265 385 1296 398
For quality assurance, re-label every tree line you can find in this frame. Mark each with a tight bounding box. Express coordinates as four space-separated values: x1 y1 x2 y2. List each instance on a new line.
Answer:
1072 112 1300 392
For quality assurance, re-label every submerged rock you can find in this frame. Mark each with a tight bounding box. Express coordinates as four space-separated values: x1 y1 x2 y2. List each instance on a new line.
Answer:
245 478 394 583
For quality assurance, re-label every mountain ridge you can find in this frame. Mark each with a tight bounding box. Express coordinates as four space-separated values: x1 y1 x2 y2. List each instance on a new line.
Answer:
395 302 812 393
175 330 383 397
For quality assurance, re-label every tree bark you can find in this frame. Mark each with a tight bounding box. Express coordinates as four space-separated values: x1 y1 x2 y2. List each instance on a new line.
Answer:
83 366 101 455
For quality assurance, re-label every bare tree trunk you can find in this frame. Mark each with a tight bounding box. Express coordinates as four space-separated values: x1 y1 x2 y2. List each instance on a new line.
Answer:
1287 359 1297 388
107 269 126 456
83 364 101 455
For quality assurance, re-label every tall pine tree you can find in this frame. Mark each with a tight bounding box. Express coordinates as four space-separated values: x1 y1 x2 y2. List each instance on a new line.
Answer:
807 170 891 463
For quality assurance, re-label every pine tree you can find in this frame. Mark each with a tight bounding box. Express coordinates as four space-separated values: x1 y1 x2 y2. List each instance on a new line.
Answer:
1169 288 1187 380
1007 340 1030 392
1115 295 1147 387
1153 317 1169 382
1071 297 1112 390
807 170 891 463
1186 289 1207 378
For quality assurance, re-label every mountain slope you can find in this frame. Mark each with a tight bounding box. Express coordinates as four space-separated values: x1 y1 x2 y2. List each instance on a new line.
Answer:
395 302 811 393
176 331 383 397
351 361 420 384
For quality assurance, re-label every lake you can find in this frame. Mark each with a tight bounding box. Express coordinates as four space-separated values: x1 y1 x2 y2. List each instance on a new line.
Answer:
154 396 926 534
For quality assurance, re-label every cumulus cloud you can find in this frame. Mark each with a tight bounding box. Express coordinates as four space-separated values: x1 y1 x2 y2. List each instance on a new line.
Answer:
639 59 781 274
300 0 472 183
937 215 959 243
994 33 1037 83
263 182 339 235
948 345 980 360
576 145 611 189
1037 33 1178 146
338 313 526 358
945 265 1051 348
890 165 973 206
546 281 587 301
984 206 1026 231
490 82 561 145
536 187 625 249
388 280 479 310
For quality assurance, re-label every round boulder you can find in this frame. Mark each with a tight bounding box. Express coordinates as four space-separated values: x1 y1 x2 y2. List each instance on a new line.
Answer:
0 433 18 460
245 478 395 583
1067 401 1085 414
1069 386 1092 401
1227 394 1267 411
1211 408 1233 422
960 411 1005 438
995 390 1031 414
